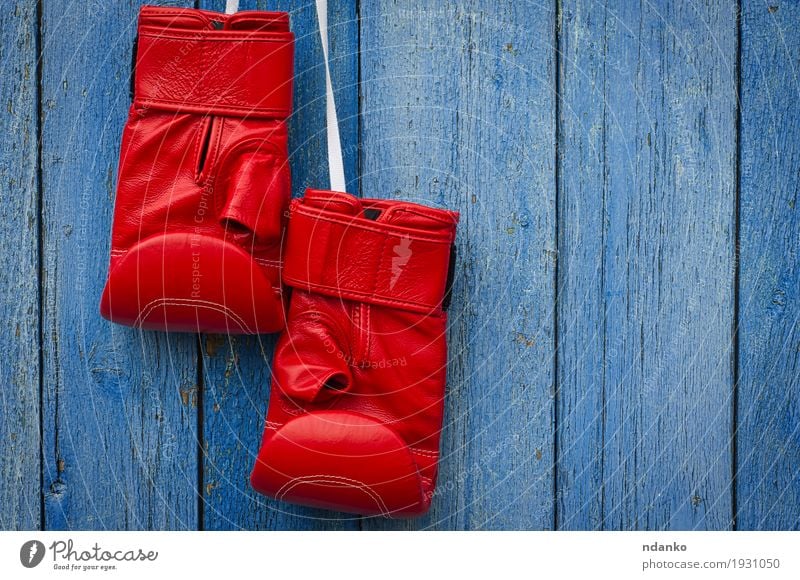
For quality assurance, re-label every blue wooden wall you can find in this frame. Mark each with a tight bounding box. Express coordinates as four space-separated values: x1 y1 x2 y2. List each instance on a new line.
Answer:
0 0 797 530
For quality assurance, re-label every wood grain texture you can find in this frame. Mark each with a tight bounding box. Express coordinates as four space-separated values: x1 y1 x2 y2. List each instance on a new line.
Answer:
359 0 557 530
736 0 800 531
556 0 737 530
0 0 794 531
40 0 199 530
0 0 40 531
198 0 360 530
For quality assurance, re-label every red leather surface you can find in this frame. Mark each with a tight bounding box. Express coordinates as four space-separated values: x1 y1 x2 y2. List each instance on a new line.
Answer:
252 412 426 516
101 233 282 333
282 190 455 314
136 13 293 117
251 190 459 517
100 6 293 334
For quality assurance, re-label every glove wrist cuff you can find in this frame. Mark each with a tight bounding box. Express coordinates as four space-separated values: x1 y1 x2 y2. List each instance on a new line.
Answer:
282 191 458 314
134 25 294 118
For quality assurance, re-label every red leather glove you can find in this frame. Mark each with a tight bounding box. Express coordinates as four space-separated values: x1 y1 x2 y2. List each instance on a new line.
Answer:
251 189 459 516
100 6 294 333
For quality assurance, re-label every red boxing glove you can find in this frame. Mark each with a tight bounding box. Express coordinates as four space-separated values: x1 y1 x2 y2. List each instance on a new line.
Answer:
100 6 294 333
251 189 459 517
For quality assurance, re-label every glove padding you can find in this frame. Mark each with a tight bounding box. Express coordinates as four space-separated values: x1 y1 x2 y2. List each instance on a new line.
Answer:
251 189 459 517
100 6 294 333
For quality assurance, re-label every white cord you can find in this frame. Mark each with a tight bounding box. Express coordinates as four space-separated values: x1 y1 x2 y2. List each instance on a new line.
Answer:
225 0 345 191
225 0 239 15
315 0 347 191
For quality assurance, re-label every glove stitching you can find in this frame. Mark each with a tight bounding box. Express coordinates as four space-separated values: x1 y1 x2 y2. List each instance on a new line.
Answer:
371 232 389 306
192 116 209 182
293 207 453 244
392 205 459 226
254 257 283 266
275 475 390 515
410 448 439 457
133 297 254 333
365 303 372 361
138 31 293 43
351 302 360 360
282 274 439 314
135 98 291 118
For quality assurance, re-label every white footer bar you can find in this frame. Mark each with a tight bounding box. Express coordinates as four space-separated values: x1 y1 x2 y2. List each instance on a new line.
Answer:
1 531 797 579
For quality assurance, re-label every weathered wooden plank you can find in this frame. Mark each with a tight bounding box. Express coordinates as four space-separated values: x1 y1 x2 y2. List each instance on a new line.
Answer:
199 0 360 529
41 0 199 530
737 0 800 531
0 0 40 530
557 1 737 529
359 0 557 530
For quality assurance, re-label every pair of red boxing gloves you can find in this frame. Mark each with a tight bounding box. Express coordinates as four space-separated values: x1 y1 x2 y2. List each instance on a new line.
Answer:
99 6 458 517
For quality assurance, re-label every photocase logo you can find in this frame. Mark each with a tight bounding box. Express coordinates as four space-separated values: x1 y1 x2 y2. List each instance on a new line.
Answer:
391 236 412 289
20 540 46 568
